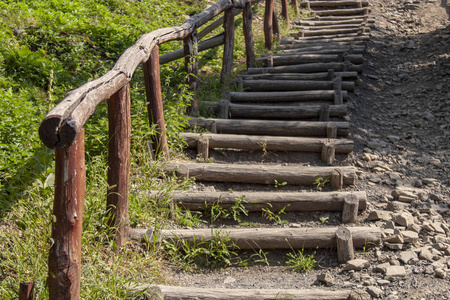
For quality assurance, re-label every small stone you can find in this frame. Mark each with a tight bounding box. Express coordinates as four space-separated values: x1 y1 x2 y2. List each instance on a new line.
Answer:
344 259 369 271
407 224 421 233
367 286 383 298
223 276 236 284
385 243 403 250
393 212 415 227
435 268 447 278
386 201 410 212
419 248 434 261
317 273 333 287
385 234 404 244
385 266 406 278
368 210 392 221
374 262 390 273
401 230 419 243
350 289 371 300
377 279 390 286
399 250 418 264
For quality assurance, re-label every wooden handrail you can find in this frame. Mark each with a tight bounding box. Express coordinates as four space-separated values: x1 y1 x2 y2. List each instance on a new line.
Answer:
39 0 244 150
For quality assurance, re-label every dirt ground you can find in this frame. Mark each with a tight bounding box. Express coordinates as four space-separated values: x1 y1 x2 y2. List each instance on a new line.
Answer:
161 1 450 298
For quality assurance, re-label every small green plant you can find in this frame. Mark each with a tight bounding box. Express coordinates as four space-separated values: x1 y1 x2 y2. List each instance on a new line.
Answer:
319 216 329 224
314 177 330 190
240 248 270 267
258 141 268 157
274 178 287 188
285 248 316 273
262 204 290 224
162 230 238 270
205 196 249 223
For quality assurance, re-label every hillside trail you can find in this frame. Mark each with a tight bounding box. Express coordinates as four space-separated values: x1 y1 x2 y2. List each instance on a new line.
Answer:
134 0 450 299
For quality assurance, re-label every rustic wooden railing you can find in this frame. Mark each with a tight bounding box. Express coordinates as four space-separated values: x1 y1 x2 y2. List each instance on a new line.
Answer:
38 0 295 298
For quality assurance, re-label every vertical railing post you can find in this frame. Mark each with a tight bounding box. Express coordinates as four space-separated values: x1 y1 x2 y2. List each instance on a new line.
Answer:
48 130 86 300
220 8 235 85
107 84 131 249
184 30 199 116
243 0 255 69
281 0 289 25
291 0 299 15
19 282 34 300
143 45 169 159
264 0 274 50
272 9 280 39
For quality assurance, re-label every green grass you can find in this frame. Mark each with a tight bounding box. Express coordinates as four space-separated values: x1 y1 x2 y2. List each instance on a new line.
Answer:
0 0 297 298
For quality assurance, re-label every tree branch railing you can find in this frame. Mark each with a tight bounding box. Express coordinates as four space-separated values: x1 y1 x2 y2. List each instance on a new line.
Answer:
38 0 297 298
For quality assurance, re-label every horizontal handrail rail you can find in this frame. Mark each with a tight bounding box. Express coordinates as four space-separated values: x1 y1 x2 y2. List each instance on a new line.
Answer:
39 0 250 150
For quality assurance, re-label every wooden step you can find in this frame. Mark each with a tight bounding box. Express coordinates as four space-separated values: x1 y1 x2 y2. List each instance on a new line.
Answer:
239 71 359 81
131 226 381 250
156 190 367 211
296 19 374 27
258 53 364 66
312 8 369 16
229 90 349 103
165 163 356 187
306 0 369 8
247 62 364 74
187 118 350 137
293 32 370 41
240 79 355 92
281 47 365 55
181 132 353 154
280 35 369 45
143 285 353 300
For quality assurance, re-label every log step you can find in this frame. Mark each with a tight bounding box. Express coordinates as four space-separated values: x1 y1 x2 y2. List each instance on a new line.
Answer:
144 285 353 300
296 19 375 27
247 62 364 74
305 0 369 8
240 79 355 92
312 8 369 16
229 90 348 103
155 190 367 211
188 118 350 137
239 71 358 81
180 132 353 155
258 53 364 66
131 226 381 250
165 163 356 187
280 35 369 45
281 47 365 55
297 27 369 38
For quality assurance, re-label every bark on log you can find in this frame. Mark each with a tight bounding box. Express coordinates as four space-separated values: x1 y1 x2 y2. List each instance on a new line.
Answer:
48 130 85 300
259 53 364 66
180 132 354 153
229 90 348 102
188 118 350 137
226 102 348 120
156 190 366 211
247 62 364 74
295 23 367 30
336 227 355 263
298 27 369 37
239 71 358 81
297 18 374 26
133 227 381 249
280 35 369 46
165 162 356 186
143 46 169 158
147 285 352 300
241 79 355 92
19 283 34 300
160 34 224 65
243 1 256 68
264 0 274 50
221 9 235 85
184 30 199 115
307 0 369 7
107 84 131 249
282 47 365 55
39 0 237 149
313 8 367 16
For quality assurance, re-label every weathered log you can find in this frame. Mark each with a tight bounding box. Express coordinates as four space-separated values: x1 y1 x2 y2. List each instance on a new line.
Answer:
133 227 380 249
247 62 364 74
198 8 242 40
180 132 354 153
48 130 85 299
280 35 369 45
160 33 224 64
321 141 336 165
243 1 255 68
239 71 358 81
197 137 209 160
39 0 237 149
147 285 352 300
221 9 235 85
19 282 34 300
272 9 280 39
294 32 368 41
188 118 350 137
143 46 169 158
306 0 369 7
298 27 369 37
229 90 348 102
165 162 356 186
184 30 199 115
241 79 355 92
313 8 367 16
281 46 365 55
306 15 370 21
331 168 343 189
259 53 364 66
281 0 289 24
295 23 367 30
226 102 348 120
156 190 366 211
342 193 359 223
336 227 355 263
297 18 374 26
107 84 130 248
264 0 274 50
